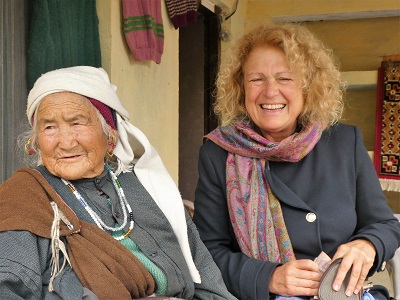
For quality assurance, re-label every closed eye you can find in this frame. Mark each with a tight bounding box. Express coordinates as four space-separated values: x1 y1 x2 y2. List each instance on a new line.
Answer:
279 77 292 80
248 78 265 86
277 77 294 84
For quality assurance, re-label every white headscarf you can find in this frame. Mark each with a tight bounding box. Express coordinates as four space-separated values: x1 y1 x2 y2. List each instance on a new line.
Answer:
27 66 201 283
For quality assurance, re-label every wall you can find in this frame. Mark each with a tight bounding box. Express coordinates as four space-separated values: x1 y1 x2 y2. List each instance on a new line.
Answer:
245 0 399 27
220 0 247 67
96 0 179 183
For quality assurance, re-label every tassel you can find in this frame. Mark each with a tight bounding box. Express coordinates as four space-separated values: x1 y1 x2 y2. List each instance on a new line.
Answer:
49 201 72 292
379 178 400 192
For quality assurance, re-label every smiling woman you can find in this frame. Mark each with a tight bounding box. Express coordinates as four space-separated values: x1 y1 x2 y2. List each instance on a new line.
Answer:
243 45 304 142
192 23 400 300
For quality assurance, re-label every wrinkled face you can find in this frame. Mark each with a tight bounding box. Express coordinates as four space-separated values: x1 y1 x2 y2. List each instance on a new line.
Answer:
36 92 110 180
243 45 304 142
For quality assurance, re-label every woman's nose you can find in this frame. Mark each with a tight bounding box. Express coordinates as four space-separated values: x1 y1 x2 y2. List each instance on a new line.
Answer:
262 80 279 98
57 126 77 149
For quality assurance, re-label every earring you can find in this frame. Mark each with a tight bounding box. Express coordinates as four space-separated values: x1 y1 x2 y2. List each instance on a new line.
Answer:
107 133 117 149
24 138 36 155
106 149 114 158
107 135 116 158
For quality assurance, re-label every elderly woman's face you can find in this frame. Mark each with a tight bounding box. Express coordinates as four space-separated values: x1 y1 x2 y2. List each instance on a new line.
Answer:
243 45 304 142
35 92 108 180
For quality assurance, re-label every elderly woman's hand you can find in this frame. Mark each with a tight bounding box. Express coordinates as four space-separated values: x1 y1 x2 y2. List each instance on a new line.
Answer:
269 259 321 297
331 239 376 297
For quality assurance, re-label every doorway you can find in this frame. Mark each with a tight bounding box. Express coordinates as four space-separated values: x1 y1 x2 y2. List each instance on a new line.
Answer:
178 7 220 201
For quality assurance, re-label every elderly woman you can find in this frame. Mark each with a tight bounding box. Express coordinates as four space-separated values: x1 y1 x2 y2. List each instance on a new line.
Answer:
192 23 400 300
0 66 237 300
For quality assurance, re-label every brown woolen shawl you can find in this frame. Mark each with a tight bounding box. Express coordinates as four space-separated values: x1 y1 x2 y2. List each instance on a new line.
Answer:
0 168 155 299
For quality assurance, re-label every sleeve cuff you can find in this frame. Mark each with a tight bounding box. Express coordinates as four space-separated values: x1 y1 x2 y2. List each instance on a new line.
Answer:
239 258 280 299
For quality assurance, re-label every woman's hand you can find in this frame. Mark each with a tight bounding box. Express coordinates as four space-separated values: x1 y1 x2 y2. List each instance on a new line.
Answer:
269 259 321 297
331 239 376 297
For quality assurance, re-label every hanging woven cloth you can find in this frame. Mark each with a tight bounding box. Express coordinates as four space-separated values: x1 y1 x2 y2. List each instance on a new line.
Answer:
27 0 102 89
122 0 164 64
373 58 400 191
165 0 198 29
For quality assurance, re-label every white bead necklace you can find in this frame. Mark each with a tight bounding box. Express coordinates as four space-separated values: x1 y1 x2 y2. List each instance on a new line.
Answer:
61 165 134 240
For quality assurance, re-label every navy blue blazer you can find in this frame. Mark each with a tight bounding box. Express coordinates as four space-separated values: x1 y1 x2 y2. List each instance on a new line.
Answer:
193 123 400 300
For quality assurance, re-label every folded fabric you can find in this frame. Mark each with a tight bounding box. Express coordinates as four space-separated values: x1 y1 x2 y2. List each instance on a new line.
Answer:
165 0 197 29
27 0 101 88
122 0 164 64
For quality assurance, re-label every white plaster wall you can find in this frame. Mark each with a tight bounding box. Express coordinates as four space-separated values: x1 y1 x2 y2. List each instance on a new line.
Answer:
96 0 179 183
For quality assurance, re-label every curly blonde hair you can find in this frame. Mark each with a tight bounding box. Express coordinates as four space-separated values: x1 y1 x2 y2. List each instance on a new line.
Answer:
214 23 345 129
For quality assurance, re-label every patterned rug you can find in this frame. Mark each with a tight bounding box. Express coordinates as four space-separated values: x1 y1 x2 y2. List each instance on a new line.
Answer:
374 60 400 191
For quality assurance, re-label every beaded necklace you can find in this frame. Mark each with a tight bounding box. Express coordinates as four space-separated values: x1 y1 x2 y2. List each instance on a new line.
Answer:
61 165 134 241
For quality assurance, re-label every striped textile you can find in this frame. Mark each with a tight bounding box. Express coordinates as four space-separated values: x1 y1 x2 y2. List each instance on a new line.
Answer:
165 0 198 29
122 0 164 64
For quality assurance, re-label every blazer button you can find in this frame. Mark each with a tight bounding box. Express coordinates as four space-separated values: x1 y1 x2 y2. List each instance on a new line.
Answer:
306 212 317 222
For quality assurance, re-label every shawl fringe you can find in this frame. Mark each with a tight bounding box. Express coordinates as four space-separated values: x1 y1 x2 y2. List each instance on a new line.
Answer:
49 201 71 292
379 178 400 192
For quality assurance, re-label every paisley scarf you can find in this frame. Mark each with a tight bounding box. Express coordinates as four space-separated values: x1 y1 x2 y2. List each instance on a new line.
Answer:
206 121 323 263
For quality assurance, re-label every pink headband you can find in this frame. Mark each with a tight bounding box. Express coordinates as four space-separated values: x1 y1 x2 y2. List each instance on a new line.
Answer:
87 97 117 130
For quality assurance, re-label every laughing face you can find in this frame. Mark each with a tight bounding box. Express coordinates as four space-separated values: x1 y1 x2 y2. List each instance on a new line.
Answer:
243 45 304 142
35 92 110 180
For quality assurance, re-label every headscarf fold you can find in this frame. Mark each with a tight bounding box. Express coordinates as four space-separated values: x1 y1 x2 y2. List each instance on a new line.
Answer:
206 121 323 262
26 66 201 283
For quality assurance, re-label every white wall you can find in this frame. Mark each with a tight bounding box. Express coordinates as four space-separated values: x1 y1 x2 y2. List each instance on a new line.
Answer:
96 0 179 183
